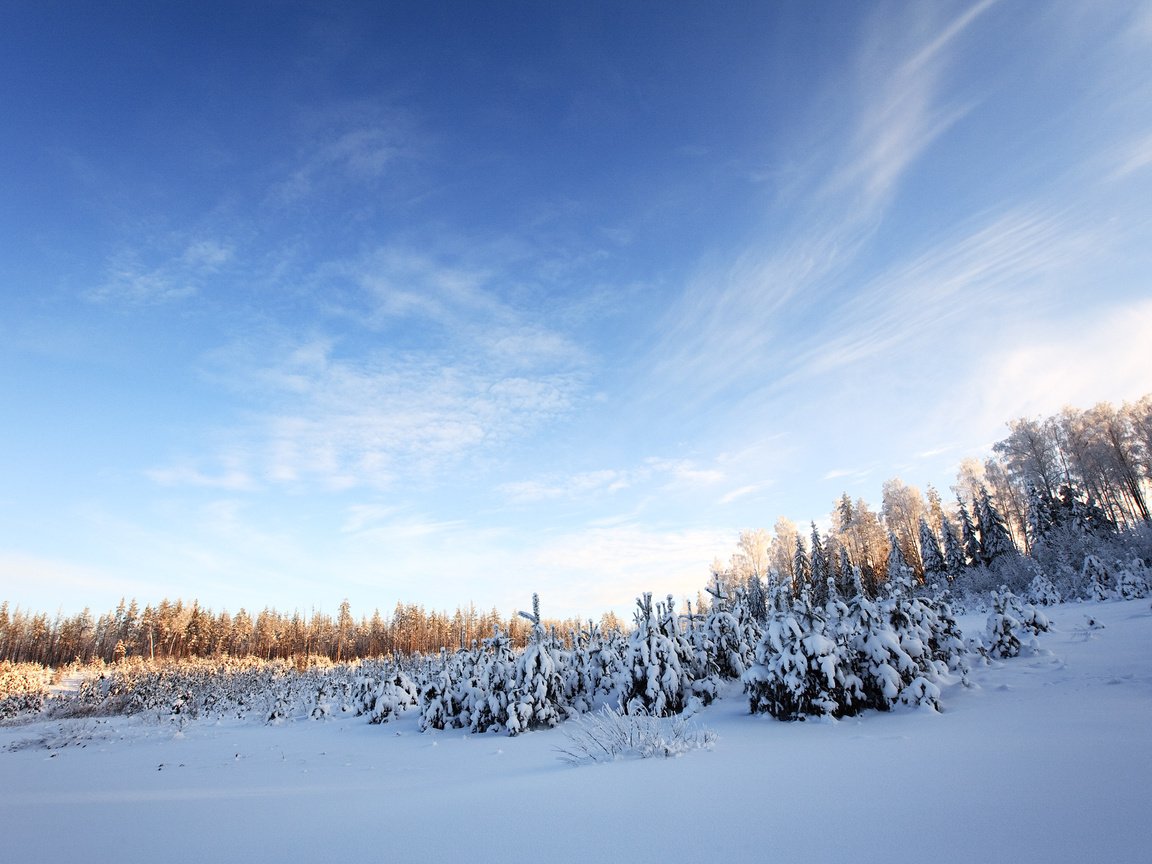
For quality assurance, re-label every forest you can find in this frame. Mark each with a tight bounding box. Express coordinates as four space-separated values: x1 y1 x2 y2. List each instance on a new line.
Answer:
2 394 1150 673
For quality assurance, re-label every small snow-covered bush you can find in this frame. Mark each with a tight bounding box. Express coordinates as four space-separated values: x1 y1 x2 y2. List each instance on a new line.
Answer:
1115 558 1150 600
1083 555 1112 601
1025 572 1061 606
982 589 1049 660
0 663 52 720
555 705 715 765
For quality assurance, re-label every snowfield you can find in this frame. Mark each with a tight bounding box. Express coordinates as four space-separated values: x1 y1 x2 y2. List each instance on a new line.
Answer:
3 599 1150 864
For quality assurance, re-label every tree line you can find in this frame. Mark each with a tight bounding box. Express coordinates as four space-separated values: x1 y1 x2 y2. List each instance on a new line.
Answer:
0 596 616 668
716 394 1152 603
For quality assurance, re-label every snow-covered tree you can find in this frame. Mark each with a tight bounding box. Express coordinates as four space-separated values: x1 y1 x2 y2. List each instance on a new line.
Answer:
977 486 1017 563
745 588 862 720
809 523 829 604
885 531 914 590
918 516 946 584
507 595 567 735
941 518 966 577
1083 554 1112 601
616 594 691 717
793 536 812 592
957 499 980 568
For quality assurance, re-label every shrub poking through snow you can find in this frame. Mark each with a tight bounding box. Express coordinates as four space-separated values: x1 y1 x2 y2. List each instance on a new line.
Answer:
555 704 716 764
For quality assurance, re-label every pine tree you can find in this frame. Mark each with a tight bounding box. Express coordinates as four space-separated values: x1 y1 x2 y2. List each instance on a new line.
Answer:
842 566 915 712
793 536 812 592
1025 484 1056 550
918 516 946 584
836 547 856 598
809 523 829 605
745 587 861 720
977 486 1016 563
507 594 567 735
957 498 980 567
470 626 517 732
617 594 690 717
941 518 966 576
745 572 768 624
886 531 914 591
983 589 1023 659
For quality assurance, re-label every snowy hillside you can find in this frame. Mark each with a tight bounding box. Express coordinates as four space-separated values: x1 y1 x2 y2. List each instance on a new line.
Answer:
2 598 1149 864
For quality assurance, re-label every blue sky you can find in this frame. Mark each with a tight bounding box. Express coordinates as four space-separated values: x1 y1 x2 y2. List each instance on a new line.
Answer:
2 0 1151 621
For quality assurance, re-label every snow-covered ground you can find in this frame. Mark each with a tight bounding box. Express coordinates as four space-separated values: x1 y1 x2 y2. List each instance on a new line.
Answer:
3 599 1149 864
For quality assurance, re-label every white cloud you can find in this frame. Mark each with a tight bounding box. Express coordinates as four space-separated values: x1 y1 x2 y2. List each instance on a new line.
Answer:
786 204 1103 384
647 2 993 411
718 484 763 505
157 319 586 493
271 105 421 204
644 457 725 489
1107 132 1152 181
501 470 625 503
501 457 727 507
86 238 233 306
956 298 1152 437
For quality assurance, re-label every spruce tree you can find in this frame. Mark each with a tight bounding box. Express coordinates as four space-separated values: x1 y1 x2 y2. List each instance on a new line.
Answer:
941 518 966 576
977 486 1017 563
507 595 567 734
793 536 812 592
918 516 946 584
1025 484 1056 550
886 531 914 591
957 498 981 567
809 523 829 605
617 593 690 717
745 572 768 624
745 587 860 720
836 547 857 598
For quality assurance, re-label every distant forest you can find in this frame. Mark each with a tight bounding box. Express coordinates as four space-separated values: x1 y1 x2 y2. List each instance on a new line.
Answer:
2 394 1150 669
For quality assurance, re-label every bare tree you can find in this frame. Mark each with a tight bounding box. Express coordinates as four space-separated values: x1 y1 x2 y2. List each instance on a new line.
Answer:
881 478 926 579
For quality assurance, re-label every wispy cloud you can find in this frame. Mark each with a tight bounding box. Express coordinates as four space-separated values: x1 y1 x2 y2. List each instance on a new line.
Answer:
271 106 422 204
786 204 1102 382
152 240 590 492
86 238 233 306
647 2 996 410
718 484 765 505
147 462 257 492
501 470 626 503
0 551 148 605
246 341 583 489
821 0 997 213
822 468 856 481
1106 132 1152 181
501 457 725 506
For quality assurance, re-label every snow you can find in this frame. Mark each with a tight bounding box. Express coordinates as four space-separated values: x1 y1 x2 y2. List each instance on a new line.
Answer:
3 599 1150 863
